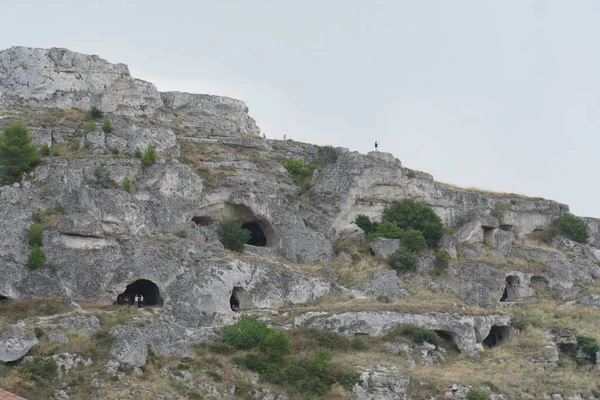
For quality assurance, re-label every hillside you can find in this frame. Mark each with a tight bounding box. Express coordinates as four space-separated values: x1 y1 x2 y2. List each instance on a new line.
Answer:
0 46 599 400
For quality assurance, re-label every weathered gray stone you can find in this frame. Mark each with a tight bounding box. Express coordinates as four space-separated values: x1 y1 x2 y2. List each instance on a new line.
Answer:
353 366 409 400
0 325 38 362
109 325 148 367
48 330 70 343
56 214 105 238
370 237 402 259
58 315 101 333
355 270 409 298
577 294 600 309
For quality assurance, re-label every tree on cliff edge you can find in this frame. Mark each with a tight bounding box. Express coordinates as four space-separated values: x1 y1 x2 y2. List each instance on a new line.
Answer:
0 122 41 183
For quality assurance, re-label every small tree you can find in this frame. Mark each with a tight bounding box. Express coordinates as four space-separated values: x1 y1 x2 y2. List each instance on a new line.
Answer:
382 199 443 248
28 246 46 269
283 159 313 182
102 119 112 134
387 248 419 273
142 146 157 167
552 213 589 244
0 122 41 183
123 176 131 193
222 316 270 349
355 215 378 235
28 223 43 247
216 218 251 252
400 229 427 253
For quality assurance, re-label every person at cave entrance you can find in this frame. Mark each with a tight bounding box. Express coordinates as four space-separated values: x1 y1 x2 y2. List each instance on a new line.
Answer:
139 294 144 308
231 304 240 312
133 294 139 307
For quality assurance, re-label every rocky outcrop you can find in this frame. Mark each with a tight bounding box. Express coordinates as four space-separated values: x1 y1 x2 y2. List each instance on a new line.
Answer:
56 214 105 238
109 325 148 367
355 270 409 298
58 315 101 333
296 311 513 356
0 325 38 362
353 366 409 400
369 238 401 259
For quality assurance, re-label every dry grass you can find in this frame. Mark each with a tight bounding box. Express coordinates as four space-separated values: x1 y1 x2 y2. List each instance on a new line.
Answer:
438 182 545 200
457 246 550 273
0 298 71 322
0 106 88 129
330 258 387 287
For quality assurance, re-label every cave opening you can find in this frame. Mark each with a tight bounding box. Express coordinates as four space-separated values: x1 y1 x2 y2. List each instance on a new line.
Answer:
0 294 7 302
434 330 459 351
230 286 244 312
500 275 520 302
530 276 550 296
483 325 513 348
116 279 163 307
192 216 215 227
242 222 267 247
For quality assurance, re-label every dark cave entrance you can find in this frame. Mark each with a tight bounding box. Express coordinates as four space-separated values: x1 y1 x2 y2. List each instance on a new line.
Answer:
483 326 513 348
230 286 244 312
434 330 459 352
192 216 215 227
500 275 520 302
0 294 7 302
242 223 267 247
116 279 163 307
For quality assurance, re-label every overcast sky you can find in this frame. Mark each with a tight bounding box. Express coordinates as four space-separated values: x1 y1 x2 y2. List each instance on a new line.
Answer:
1 1 599 217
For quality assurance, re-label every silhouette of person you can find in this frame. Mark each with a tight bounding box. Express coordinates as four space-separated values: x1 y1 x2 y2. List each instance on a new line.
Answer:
375 141 379 152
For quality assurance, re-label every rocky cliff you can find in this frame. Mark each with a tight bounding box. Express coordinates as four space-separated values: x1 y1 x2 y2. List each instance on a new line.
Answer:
1 47 599 400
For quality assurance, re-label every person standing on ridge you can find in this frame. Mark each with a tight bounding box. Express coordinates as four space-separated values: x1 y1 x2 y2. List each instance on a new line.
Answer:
375 141 379 152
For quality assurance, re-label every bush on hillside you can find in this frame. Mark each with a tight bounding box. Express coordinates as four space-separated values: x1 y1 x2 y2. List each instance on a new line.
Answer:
84 121 96 132
355 214 378 235
552 213 589 244
467 388 490 400
384 325 443 347
369 221 404 239
316 145 341 166
283 159 313 182
102 119 112 133
434 250 451 268
123 176 131 193
576 336 599 363
215 218 251 253
68 138 80 152
382 199 443 248
40 143 51 156
222 316 271 349
0 122 41 183
399 229 427 253
28 246 46 270
387 248 418 273
142 146 157 167
89 106 103 120
28 223 43 247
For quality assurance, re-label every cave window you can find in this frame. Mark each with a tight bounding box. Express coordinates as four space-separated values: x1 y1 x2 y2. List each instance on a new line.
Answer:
434 330 459 351
242 223 267 247
230 286 244 312
192 216 215 227
116 279 163 307
500 275 520 302
483 326 513 348
0 294 7 303
500 224 513 232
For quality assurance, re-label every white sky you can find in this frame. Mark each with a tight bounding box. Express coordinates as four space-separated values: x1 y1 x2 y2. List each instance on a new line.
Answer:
1 0 599 217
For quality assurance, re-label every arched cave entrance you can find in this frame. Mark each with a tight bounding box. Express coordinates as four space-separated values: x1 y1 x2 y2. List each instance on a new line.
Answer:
242 223 267 247
116 279 163 307
192 216 215 227
530 276 549 296
0 294 7 303
483 326 513 348
434 330 459 352
500 275 520 302
230 286 244 311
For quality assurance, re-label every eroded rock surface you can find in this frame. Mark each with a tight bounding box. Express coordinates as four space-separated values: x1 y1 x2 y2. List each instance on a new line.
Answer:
0 325 38 362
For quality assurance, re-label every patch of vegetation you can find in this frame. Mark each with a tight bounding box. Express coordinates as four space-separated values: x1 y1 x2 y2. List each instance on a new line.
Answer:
467 388 490 400
84 121 96 132
407 170 416 178
142 146 157 167
490 202 509 224
283 159 313 183
383 325 443 347
552 213 589 244
123 176 131 193
111 146 120 155
576 336 599 363
382 200 443 248
387 248 418 273
304 328 366 351
88 106 103 120
0 298 70 322
354 214 378 235
92 166 118 189
40 143 51 156
28 222 44 247
16 358 57 383
0 122 41 183
102 119 112 133
434 250 451 268
134 148 142 158
215 218 251 253
83 139 92 150
28 245 46 269
68 138 80 152
316 145 341 166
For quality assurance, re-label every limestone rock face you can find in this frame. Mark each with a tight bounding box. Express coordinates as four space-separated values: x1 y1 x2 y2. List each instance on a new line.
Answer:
58 315 102 333
353 366 409 400
355 270 410 298
0 47 163 115
109 325 148 367
370 238 401 259
57 214 105 238
0 325 38 362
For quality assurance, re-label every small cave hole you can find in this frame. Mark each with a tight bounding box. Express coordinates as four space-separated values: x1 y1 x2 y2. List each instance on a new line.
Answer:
434 330 459 351
500 275 520 302
116 279 163 307
242 223 267 247
230 286 244 312
530 276 550 296
192 216 215 227
0 294 8 303
500 224 513 232
483 325 513 348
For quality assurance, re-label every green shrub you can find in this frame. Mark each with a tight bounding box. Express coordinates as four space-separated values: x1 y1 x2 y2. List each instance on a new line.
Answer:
552 214 589 244
400 229 427 253
28 222 43 247
467 388 490 400
28 246 46 269
316 145 340 166
134 148 142 158
16 358 57 383
355 214 378 235
84 139 93 150
384 325 443 347
102 119 112 133
308 328 353 351
40 143 51 156
123 176 131 193
382 199 443 248
387 248 418 273
94 166 110 182
215 218 251 252
222 316 270 349
434 250 451 268
576 336 599 363
84 121 96 132
0 122 42 183
89 106 103 119
111 147 120 155
407 170 416 178
68 138 80 151
260 329 291 361
283 159 313 182
142 146 157 167
369 221 404 239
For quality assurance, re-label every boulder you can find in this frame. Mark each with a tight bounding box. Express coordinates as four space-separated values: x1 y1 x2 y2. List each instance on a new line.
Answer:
109 325 148 367
353 366 409 400
58 315 101 333
57 214 105 238
0 325 38 362
355 270 409 298
370 238 402 259
577 294 600 309
48 331 70 343
484 229 514 255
